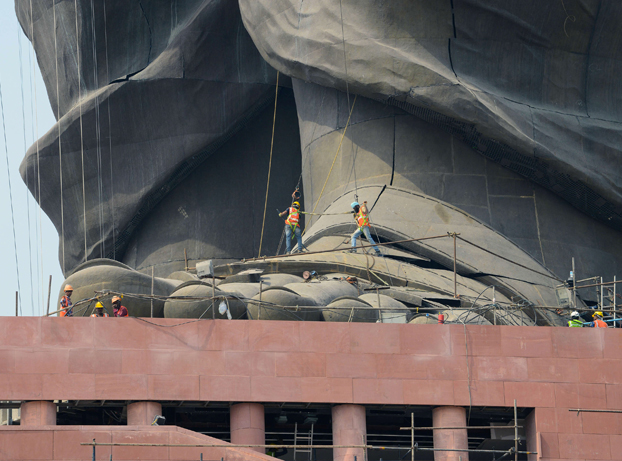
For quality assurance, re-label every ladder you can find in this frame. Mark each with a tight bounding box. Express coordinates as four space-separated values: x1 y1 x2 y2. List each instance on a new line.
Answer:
294 422 314 461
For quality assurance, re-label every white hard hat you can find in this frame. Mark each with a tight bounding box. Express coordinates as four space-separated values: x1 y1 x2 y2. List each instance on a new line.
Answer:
571 311 580 318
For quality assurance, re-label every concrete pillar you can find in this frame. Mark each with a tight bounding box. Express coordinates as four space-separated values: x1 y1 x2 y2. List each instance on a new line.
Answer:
332 404 366 461
432 406 469 461
127 401 162 425
230 403 265 454
20 401 56 426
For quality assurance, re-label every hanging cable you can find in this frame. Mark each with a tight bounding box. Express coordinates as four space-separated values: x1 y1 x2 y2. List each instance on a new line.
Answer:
0 77 23 315
18 29 35 316
257 71 280 257
102 0 116 260
75 0 88 262
53 0 66 274
302 94 357 236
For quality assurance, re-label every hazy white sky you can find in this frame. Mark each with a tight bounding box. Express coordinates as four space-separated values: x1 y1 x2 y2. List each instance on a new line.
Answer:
0 2 64 317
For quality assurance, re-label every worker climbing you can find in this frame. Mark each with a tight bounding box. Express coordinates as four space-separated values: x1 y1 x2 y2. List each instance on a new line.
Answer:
588 311 608 328
350 201 382 256
59 284 74 317
112 296 128 317
279 198 303 254
90 302 109 318
568 311 583 327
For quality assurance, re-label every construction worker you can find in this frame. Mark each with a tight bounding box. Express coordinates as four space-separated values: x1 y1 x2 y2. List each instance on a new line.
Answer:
59 284 74 317
568 311 583 327
279 201 303 254
350 201 382 256
112 296 128 317
90 302 109 318
588 311 608 328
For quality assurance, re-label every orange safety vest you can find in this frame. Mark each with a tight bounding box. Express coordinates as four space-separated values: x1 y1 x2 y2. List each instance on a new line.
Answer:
593 318 607 328
285 207 300 227
59 295 72 317
90 312 109 318
356 209 370 229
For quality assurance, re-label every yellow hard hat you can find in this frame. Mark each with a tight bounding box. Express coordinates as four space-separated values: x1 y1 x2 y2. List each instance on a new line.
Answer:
593 311 604 318
95 302 104 309
292 201 300 208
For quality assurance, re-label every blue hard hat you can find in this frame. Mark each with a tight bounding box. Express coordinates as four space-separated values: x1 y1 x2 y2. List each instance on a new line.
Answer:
351 201 360 209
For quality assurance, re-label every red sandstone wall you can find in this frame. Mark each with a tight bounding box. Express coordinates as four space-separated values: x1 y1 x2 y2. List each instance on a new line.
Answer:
0 318 620 460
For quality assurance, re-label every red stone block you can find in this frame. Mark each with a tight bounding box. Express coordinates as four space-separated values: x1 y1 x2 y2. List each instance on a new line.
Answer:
200 375 251 401
610 435 622 459
0 317 40 347
376 354 467 380
14 350 69 374
225 351 275 376
472 356 528 381
93 318 151 349
275 352 326 377
449 324 503 357
579 359 622 385
606 384 622 409
581 412 622 435
54 429 112 460
552 328 604 359
68 349 123 374
111 429 170 460
555 408 584 434
201 320 249 351
121 350 150 374
400 324 452 356
352 378 403 404
248 321 300 352
603 330 622 360
540 432 561 459
41 317 93 348
350 323 400 354
0 350 15 373
94 374 148 400
300 377 353 403
533 407 558 433
527 357 580 383
503 381 556 407
299 322 351 353
0 430 53 460
149 350 226 376
250 376 302 402
148 374 200 400
326 353 377 378
557 433 611 459
453 380 505 406
555 383 607 410
502 326 555 357
41 373 96 400
0 374 43 400
403 379 454 405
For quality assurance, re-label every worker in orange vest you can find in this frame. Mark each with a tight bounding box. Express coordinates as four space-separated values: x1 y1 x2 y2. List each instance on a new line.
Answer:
350 201 382 256
90 302 109 317
112 296 128 317
59 284 74 317
279 201 303 254
588 311 608 328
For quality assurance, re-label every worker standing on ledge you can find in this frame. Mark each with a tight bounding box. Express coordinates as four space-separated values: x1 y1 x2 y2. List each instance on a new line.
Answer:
112 296 128 317
59 284 74 317
90 302 109 318
587 311 608 328
568 311 583 327
350 201 382 257
279 201 303 254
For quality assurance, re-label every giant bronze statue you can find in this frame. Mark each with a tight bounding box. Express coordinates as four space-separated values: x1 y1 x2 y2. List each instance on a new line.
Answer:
16 0 622 325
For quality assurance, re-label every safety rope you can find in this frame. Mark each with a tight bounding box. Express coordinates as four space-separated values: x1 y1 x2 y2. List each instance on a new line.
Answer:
302 94 357 236
75 0 88 263
18 29 35 316
0 76 23 315
102 0 115 260
257 71 280 257
53 0 66 274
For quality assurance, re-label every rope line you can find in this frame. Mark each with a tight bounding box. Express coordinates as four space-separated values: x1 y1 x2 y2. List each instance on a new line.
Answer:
75 0 88 263
0 77 23 315
303 94 357 236
102 0 115 260
258 71 279 257
53 0 66 274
